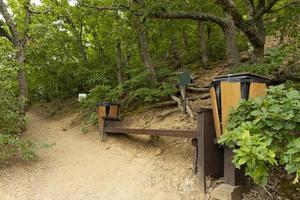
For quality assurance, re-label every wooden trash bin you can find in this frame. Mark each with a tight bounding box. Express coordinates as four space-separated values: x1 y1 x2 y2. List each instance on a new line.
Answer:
210 73 271 138
96 102 120 130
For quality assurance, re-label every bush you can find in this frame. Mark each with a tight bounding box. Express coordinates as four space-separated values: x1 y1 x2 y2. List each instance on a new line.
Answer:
219 85 300 185
82 69 177 114
0 90 25 135
232 48 287 76
0 135 35 163
0 89 35 164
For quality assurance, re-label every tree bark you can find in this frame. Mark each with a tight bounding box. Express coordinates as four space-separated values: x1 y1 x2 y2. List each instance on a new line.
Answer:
253 45 265 63
182 31 189 50
151 11 227 29
198 21 209 67
252 18 266 62
223 15 240 69
116 40 123 85
77 24 88 64
0 0 28 100
216 0 279 63
171 34 182 68
64 17 88 64
16 48 28 98
135 19 157 82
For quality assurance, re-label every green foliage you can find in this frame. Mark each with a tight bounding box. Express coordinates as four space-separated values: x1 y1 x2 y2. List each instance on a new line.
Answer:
0 134 36 164
232 48 287 76
219 85 300 185
0 90 25 136
133 83 176 102
282 137 300 184
0 89 35 164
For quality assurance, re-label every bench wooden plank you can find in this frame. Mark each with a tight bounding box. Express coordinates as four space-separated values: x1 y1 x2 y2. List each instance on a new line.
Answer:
104 127 197 138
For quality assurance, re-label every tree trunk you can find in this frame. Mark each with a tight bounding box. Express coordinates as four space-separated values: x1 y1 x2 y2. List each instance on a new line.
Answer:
223 16 240 69
252 19 266 63
253 45 265 63
65 17 88 65
122 47 130 82
182 31 189 50
16 46 28 99
77 24 88 64
116 40 122 85
136 19 157 82
171 34 182 68
198 21 209 67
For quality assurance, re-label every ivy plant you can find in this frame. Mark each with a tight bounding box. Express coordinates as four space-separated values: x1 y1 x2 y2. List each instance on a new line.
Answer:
219 85 300 185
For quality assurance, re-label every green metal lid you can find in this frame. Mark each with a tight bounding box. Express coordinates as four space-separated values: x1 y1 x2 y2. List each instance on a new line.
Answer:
96 102 120 107
211 72 272 86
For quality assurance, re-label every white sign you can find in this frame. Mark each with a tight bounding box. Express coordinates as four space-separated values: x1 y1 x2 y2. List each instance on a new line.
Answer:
78 93 87 102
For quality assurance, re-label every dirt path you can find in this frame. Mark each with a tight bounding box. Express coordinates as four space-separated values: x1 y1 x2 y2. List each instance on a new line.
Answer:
0 111 202 200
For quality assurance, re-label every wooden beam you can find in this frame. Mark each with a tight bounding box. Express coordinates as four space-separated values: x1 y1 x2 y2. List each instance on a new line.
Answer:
104 127 197 138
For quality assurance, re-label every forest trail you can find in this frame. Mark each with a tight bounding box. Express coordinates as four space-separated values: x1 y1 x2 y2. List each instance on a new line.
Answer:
0 110 202 200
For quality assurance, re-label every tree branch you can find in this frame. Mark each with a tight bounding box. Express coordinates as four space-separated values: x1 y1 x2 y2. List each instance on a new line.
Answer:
150 11 227 28
79 2 227 28
0 0 20 46
269 0 300 13
22 0 31 46
0 19 13 42
216 0 265 47
29 8 51 15
250 0 279 23
0 24 13 42
245 0 255 16
79 3 129 12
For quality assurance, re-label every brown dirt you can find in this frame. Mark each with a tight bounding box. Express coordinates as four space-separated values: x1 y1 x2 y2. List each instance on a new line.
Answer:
0 110 204 200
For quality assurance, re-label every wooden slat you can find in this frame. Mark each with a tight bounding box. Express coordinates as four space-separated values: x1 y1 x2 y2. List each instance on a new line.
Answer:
97 106 106 129
249 83 267 99
104 127 197 138
210 87 222 138
109 105 119 118
221 82 241 132
98 106 106 119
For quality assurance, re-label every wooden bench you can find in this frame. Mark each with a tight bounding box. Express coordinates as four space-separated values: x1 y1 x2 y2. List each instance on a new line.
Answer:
99 108 225 194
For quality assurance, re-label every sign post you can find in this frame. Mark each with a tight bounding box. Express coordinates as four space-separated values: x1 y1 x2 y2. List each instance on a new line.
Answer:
179 71 192 114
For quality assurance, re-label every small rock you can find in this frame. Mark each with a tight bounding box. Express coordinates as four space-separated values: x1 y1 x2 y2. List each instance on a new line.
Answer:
62 128 67 131
154 148 163 156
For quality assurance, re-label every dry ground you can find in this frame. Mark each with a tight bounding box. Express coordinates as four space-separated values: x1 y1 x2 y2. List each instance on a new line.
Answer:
0 110 203 200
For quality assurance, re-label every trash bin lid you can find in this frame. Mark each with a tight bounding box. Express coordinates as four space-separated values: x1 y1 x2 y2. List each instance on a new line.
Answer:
211 72 272 85
96 102 120 107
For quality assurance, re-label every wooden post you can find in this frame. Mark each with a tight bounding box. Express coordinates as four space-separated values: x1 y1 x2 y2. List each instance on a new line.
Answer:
224 147 247 186
182 86 187 114
197 108 224 193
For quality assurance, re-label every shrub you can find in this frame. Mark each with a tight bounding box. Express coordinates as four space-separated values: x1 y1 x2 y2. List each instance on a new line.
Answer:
219 85 300 185
232 48 287 76
82 69 177 113
0 90 25 135
0 89 35 164
0 135 35 163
